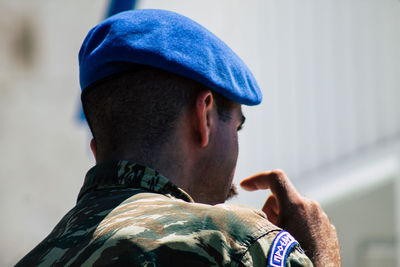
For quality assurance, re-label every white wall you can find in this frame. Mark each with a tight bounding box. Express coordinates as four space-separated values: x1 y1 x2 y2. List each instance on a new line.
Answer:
0 1 100 265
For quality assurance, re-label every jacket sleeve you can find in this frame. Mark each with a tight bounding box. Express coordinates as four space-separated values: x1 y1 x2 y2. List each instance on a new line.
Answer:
239 233 314 267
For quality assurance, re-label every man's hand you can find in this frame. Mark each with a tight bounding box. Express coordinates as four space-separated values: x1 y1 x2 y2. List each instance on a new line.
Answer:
240 170 341 267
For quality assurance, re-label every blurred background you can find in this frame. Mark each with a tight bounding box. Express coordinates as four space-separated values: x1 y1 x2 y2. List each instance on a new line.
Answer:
0 0 399 266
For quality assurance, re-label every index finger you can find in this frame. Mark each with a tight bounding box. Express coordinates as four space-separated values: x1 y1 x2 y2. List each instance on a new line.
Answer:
240 170 302 206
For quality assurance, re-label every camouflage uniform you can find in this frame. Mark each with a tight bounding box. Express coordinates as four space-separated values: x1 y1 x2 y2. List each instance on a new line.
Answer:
16 161 313 266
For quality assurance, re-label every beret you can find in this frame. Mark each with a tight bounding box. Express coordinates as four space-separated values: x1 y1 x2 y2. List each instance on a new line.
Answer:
79 9 262 105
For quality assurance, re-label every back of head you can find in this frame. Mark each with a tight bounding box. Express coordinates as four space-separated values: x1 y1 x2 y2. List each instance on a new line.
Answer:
82 67 203 163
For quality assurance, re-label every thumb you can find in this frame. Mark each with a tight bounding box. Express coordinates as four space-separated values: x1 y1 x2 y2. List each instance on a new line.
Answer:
263 194 280 225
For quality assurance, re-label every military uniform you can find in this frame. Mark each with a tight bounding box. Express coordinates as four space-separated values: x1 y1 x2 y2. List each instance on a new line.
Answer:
16 161 312 266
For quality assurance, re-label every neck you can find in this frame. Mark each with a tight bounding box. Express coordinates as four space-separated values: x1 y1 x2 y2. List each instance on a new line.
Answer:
96 139 194 198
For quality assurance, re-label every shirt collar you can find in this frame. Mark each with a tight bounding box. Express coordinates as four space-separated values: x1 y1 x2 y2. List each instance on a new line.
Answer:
77 160 194 203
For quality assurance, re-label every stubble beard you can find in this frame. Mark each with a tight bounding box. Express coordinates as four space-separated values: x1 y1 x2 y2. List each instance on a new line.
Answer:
225 183 238 201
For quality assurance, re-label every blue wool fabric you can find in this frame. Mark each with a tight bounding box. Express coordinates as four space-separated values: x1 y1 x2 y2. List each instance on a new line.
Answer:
79 9 262 105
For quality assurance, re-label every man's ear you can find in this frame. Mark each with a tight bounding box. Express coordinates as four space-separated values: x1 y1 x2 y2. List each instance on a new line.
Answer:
90 138 97 161
194 91 214 147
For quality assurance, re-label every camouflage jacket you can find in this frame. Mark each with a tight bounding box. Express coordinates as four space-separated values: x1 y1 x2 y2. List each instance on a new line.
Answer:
16 161 313 266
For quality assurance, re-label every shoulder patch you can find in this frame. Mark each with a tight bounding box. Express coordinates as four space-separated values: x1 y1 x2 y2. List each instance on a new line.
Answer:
268 230 299 267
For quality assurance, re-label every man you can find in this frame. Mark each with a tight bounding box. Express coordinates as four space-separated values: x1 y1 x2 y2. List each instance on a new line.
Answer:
17 9 340 266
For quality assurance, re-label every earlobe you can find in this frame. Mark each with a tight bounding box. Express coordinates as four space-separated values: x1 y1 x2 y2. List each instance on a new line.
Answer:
90 138 97 161
195 91 214 147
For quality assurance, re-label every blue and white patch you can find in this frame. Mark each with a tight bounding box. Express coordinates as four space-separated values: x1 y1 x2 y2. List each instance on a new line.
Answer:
268 231 299 267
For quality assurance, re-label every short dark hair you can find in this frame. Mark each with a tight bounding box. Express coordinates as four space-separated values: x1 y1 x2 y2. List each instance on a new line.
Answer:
82 67 234 160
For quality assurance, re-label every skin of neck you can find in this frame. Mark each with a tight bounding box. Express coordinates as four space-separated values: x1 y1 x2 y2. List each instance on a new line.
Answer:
89 117 212 204
90 126 194 197
90 91 232 205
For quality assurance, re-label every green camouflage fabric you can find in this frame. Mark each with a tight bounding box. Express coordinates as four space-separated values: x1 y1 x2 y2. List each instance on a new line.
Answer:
16 160 313 267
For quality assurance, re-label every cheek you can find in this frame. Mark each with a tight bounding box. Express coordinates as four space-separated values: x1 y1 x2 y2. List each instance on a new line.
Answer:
226 131 239 174
230 130 239 160
214 123 239 175
234 134 239 157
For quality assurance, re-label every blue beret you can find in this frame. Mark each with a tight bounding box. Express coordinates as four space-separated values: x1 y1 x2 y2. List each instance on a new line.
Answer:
79 9 262 105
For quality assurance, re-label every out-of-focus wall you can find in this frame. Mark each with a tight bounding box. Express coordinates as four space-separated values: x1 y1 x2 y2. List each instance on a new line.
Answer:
0 1 101 265
1 0 399 266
